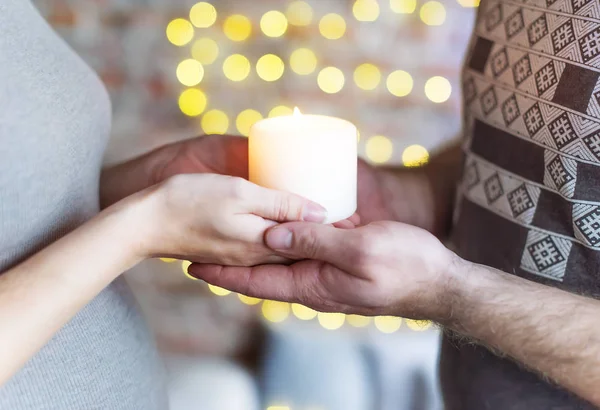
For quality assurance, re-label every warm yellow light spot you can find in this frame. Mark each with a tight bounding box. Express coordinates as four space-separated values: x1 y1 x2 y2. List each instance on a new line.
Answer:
176 59 204 87
160 258 177 263
267 407 290 410
269 105 294 117
425 76 452 103
374 316 402 333
236 109 263 136
166 18 194 46
317 312 345 330
290 48 317 75
406 319 433 331
293 107 302 116
318 67 345 94
182 260 196 280
402 144 430 167
286 1 313 26
178 89 207 117
189 2 217 28
357 129 361 142
208 284 231 296
354 63 381 91
457 0 480 7
319 13 346 40
201 109 229 134
347 315 371 327
420 1 446 26
256 54 285 82
390 0 417 13
386 70 413 97
223 14 252 42
260 10 288 38
292 304 318 320
262 301 291 323
353 0 380 22
223 54 251 82
191 38 219 65
366 135 393 164
238 294 262 305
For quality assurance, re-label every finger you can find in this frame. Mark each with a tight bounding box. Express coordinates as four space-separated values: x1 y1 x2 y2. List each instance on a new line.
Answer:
187 260 326 302
265 222 361 271
333 219 356 229
243 183 328 223
347 213 361 226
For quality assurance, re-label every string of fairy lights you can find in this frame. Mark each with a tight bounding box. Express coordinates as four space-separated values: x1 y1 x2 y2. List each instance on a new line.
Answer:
163 0 478 333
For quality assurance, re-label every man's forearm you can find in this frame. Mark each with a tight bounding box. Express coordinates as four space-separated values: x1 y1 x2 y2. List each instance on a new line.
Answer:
445 259 600 406
374 143 463 237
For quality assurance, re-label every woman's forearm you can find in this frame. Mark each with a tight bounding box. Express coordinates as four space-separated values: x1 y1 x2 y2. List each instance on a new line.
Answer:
0 197 148 385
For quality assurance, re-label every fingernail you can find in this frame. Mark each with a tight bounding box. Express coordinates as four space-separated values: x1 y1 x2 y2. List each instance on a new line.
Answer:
266 228 293 249
303 203 328 223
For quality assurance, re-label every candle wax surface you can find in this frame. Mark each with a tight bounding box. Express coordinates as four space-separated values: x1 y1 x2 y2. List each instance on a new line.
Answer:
249 114 357 224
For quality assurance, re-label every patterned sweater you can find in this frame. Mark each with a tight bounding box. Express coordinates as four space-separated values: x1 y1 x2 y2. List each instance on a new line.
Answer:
442 0 600 408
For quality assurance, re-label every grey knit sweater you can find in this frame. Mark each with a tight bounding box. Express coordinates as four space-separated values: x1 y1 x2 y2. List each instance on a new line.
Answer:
0 1 167 408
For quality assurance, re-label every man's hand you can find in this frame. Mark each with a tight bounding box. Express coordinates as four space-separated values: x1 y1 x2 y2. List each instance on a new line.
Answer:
100 135 248 209
188 221 456 320
188 222 600 406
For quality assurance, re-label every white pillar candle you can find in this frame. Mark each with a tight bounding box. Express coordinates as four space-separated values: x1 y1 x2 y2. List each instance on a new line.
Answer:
249 108 357 223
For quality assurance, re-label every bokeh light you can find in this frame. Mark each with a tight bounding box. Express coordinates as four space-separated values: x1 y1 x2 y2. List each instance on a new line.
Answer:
390 0 417 13
201 109 229 134
286 1 313 26
318 67 345 94
386 70 413 97
420 1 446 26
256 54 285 82
178 88 208 117
160 258 177 263
318 312 346 330
261 10 288 38
238 294 262 305
347 315 371 327
189 2 217 28
424 76 452 103
354 63 381 91
457 0 481 7
366 135 393 164
353 0 380 22
223 54 251 82
402 144 430 167
262 301 291 323
267 407 290 410
176 59 204 86
374 316 403 333
319 13 346 40
406 319 433 331
208 284 231 296
269 105 294 117
223 14 252 42
191 38 219 65
290 48 317 75
181 260 195 280
166 18 194 46
236 109 263 136
292 304 318 320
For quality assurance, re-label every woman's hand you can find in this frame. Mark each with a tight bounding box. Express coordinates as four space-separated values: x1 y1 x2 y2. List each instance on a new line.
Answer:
187 221 458 320
136 173 328 266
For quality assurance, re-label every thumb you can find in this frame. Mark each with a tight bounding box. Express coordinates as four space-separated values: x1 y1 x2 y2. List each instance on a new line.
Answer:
265 222 359 270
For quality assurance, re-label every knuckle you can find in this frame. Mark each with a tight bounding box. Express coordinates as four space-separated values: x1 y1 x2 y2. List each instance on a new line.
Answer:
273 196 292 221
227 177 250 199
297 227 321 259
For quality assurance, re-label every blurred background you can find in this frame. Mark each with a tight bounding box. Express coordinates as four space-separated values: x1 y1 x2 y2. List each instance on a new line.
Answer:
36 0 477 409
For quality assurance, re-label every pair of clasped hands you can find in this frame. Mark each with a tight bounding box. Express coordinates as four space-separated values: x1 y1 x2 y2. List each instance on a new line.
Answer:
137 135 454 321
